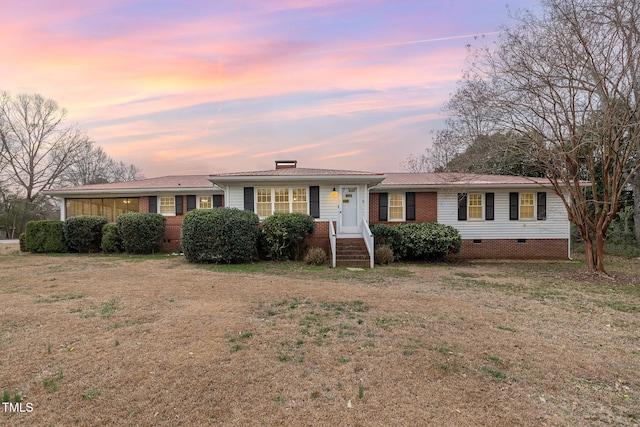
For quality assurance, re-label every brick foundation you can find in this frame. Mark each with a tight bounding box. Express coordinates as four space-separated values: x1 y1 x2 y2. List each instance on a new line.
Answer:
304 221 333 254
456 238 568 260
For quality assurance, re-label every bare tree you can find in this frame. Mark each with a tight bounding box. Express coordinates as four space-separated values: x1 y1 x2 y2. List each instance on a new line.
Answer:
60 139 143 186
403 74 504 172
465 0 640 273
0 92 88 201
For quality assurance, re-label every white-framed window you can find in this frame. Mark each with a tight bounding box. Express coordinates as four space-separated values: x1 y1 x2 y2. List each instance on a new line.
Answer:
468 193 483 220
255 187 309 217
159 196 175 215
198 196 213 210
388 194 404 221
520 193 535 219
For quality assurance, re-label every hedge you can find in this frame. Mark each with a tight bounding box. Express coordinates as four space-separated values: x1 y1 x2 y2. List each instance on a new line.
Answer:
181 208 260 263
260 213 316 261
64 216 108 253
25 220 67 253
370 223 403 260
394 222 461 260
116 213 166 254
100 223 122 253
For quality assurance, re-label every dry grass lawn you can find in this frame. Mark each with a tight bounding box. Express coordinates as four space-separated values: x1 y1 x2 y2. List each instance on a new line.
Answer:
1 242 639 426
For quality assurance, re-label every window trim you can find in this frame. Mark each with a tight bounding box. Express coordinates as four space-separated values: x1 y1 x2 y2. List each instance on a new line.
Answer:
387 193 405 222
254 187 309 218
519 192 535 220
198 195 213 210
159 196 176 216
467 192 484 221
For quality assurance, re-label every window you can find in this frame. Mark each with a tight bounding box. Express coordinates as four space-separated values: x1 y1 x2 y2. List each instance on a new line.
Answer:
468 193 483 220
274 188 289 213
255 187 309 216
458 193 493 221
256 189 272 217
292 188 307 214
388 194 404 221
520 193 535 219
159 196 175 215
510 192 546 220
65 198 139 222
199 196 213 209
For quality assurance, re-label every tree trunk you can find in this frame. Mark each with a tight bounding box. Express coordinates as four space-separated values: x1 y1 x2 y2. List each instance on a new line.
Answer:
595 228 606 274
631 172 640 244
583 235 596 273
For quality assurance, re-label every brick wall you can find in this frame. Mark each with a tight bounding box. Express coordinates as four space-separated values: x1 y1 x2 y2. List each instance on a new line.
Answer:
456 238 568 260
369 192 437 224
304 220 332 254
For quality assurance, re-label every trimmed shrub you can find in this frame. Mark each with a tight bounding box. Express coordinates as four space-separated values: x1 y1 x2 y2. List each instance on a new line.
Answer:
19 233 27 252
374 244 394 265
25 220 67 253
260 213 316 261
304 247 327 265
100 223 122 253
370 223 403 260
394 222 461 260
116 213 166 254
64 216 108 253
181 208 260 263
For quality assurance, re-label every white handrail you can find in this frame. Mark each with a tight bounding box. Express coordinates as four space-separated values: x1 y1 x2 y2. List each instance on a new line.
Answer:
362 217 374 269
329 219 337 268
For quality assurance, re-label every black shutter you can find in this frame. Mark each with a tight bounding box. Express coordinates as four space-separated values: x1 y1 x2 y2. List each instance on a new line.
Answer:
406 192 416 221
186 195 196 211
378 193 388 221
148 196 157 213
213 195 223 208
457 193 467 221
243 187 254 211
309 186 320 218
537 192 547 220
175 195 183 215
485 192 494 221
509 192 519 220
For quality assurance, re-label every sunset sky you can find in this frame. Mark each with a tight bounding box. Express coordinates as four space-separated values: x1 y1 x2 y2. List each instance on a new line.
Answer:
1 0 538 177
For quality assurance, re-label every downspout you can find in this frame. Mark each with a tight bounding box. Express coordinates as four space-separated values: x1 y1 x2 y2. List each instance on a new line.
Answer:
567 214 573 260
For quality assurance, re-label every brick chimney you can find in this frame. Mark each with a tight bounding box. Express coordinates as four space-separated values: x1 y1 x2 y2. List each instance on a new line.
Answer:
275 160 297 169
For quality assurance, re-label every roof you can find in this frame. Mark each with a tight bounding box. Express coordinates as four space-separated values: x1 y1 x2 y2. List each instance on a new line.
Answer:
208 167 386 185
374 173 554 188
45 175 218 196
210 167 383 177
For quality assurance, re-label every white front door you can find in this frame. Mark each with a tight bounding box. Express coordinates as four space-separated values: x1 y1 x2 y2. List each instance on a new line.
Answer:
339 186 359 234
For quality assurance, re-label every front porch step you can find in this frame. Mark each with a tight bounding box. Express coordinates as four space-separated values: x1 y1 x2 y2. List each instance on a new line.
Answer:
335 238 371 268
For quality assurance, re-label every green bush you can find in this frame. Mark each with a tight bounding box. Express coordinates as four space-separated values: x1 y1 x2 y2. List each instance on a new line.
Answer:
304 247 327 265
100 223 122 253
394 222 461 260
370 223 403 260
64 216 108 253
18 233 27 252
260 213 316 261
181 208 260 263
25 220 67 253
374 244 394 265
116 213 166 254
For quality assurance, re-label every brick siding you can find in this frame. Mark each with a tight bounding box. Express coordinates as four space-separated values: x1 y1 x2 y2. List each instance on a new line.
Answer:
369 192 437 224
456 238 568 260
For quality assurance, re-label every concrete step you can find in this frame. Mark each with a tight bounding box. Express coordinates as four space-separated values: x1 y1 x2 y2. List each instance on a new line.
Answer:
335 259 371 268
